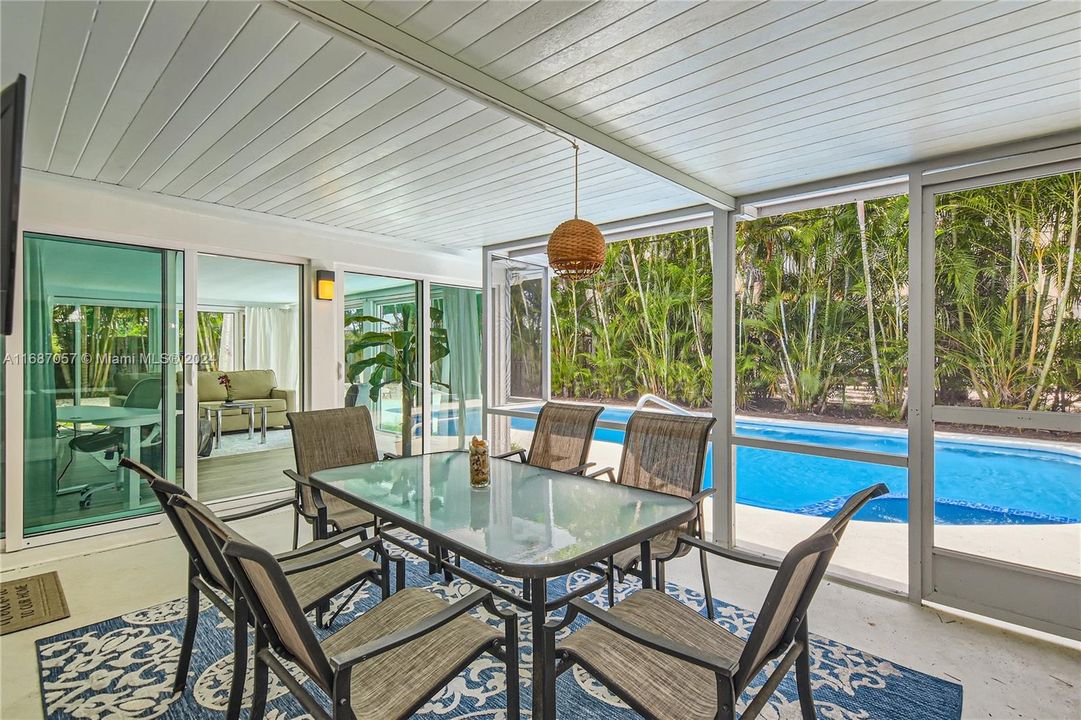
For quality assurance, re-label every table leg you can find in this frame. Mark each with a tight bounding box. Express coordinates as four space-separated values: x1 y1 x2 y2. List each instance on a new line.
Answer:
125 426 140 507
214 409 222 448
640 540 653 589
247 407 254 440
260 406 267 444
530 577 555 720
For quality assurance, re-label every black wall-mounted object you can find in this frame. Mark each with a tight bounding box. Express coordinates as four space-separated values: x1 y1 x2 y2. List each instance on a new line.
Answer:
1 73 26 336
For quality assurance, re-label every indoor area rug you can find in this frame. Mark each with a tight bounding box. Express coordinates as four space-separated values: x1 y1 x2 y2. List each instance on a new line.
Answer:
1 571 69 636
35 545 962 719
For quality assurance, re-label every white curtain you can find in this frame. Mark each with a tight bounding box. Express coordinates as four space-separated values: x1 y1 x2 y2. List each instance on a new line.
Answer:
244 306 299 393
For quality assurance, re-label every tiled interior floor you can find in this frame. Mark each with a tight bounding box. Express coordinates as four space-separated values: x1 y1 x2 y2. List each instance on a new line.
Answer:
1 508 1078 719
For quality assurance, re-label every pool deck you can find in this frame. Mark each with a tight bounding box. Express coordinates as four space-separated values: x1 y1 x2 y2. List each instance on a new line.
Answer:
509 430 1081 587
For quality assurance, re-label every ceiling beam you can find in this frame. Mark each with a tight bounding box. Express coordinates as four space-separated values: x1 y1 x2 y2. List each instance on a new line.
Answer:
278 0 737 211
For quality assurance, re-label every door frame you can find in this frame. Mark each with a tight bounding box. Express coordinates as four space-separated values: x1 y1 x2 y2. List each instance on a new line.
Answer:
3 224 313 551
915 153 1081 639
334 263 481 457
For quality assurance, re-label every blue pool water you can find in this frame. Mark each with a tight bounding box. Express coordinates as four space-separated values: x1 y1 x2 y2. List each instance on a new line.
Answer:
510 406 1081 525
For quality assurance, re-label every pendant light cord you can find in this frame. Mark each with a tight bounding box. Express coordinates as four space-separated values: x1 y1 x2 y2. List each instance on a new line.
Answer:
574 142 580 219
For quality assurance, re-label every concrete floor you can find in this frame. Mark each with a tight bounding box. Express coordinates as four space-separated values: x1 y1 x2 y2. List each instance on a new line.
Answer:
1 508 1078 719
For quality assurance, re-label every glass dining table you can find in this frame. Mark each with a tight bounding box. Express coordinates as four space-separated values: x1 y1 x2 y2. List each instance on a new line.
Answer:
309 450 698 720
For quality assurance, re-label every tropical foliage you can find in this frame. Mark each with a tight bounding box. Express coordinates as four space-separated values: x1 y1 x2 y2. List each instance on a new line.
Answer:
549 171 1080 418
345 304 450 454
51 304 149 398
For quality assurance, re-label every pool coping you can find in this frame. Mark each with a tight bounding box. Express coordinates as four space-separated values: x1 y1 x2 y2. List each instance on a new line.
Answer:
495 402 1081 459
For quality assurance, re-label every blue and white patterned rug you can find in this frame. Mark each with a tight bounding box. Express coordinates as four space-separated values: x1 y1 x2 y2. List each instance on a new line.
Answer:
37 540 962 719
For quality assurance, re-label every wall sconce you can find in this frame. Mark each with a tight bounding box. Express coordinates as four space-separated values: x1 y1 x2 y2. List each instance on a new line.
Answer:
315 270 335 301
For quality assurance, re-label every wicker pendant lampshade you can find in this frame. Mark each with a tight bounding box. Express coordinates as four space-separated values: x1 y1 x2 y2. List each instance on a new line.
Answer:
547 144 604 282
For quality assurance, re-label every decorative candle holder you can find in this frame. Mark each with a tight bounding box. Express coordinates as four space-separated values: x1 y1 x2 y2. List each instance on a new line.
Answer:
469 437 490 488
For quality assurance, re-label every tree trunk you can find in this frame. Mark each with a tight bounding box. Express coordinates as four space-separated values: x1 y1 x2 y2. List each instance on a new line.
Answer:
857 200 883 403
1029 179 1078 410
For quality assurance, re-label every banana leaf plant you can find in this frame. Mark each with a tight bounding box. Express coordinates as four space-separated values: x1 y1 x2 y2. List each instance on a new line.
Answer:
345 304 450 455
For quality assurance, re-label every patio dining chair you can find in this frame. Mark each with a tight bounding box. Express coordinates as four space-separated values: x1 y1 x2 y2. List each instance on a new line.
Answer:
551 483 889 720
495 401 603 475
286 407 398 548
220 533 521 720
589 410 717 617
121 458 397 720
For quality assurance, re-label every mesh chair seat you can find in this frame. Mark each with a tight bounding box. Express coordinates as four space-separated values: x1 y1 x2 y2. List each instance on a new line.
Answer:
320 588 500 720
611 528 683 571
560 590 744 720
282 548 380 611
324 494 375 532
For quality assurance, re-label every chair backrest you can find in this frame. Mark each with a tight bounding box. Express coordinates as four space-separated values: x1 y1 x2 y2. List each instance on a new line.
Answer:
615 411 716 498
287 407 380 513
220 533 334 691
735 483 888 690
527 402 604 472
124 378 162 409
166 494 240 595
119 457 231 592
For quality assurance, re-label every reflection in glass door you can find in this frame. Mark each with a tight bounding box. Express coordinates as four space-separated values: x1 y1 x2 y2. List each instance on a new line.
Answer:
22 233 183 535
343 273 421 457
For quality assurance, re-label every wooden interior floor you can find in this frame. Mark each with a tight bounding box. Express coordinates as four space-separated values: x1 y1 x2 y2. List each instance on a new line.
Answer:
196 447 295 502
24 437 295 534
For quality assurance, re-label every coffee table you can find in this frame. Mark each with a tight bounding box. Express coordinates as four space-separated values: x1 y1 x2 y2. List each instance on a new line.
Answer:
206 402 268 447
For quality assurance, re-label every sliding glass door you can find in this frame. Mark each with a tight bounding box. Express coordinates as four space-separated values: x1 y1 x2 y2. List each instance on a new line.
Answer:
341 274 482 456
343 273 421 456
22 233 183 535
195 254 303 502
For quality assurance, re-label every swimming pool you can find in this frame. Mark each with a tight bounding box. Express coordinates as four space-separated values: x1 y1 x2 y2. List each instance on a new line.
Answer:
509 406 1081 525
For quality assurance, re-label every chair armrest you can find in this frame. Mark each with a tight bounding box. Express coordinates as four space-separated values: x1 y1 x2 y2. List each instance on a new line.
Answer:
329 589 492 670
275 524 369 561
676 533 782 570
493 449 526 463
564 462 595 476
284 470 328 533
566 598 738 676
270 387 297 413
281 535 383 575
284 469 326 508
220 497 296 523
691 488 716 504
588 466 616 482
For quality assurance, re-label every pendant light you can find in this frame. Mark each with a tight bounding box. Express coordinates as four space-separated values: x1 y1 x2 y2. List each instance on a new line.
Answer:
547 143 604 282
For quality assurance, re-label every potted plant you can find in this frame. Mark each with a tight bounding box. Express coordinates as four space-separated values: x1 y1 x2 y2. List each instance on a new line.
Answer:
218 372 235 403
345 305 449 455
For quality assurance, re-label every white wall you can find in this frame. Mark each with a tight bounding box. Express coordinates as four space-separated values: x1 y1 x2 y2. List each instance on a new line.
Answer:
17 170 480 411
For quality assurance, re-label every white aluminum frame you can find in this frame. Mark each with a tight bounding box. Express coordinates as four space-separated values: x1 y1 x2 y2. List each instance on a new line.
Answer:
480 129 1081 637
2 226 314 551
918 148 1081 639
334 264 482 457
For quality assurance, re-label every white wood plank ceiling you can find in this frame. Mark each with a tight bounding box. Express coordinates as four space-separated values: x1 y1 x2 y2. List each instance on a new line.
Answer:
3 1 1079 250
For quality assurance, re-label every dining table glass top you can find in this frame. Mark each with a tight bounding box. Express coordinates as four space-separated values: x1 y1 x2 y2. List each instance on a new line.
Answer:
310 451 696 576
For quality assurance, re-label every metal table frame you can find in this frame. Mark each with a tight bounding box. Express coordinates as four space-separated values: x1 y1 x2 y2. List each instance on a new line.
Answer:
207 402 268 447
309 454 697 720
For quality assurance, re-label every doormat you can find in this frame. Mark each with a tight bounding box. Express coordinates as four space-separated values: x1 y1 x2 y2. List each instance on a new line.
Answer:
1 571 70 635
